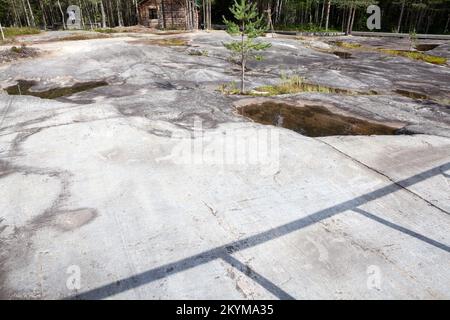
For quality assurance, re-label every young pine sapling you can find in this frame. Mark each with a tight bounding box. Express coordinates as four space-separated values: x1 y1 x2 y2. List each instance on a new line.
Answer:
223 0 271 94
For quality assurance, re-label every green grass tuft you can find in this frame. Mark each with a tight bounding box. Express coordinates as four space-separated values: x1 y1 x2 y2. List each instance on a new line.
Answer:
2 27 40 39
145 38 189 46
188 49 209 56
218 76 378 97
218 81 241 95
1 27 40 43
59 33 111 41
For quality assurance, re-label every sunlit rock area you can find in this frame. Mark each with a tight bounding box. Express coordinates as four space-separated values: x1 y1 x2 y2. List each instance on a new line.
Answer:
0 29 449 299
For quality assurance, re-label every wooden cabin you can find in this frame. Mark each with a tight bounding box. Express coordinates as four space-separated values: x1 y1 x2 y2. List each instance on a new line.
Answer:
138 0 198 30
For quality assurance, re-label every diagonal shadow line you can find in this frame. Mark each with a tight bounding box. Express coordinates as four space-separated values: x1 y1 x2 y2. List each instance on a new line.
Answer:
70 162 450 300
71 250 223 300
0 96 14 130
353 208 450 253
220 254 296 300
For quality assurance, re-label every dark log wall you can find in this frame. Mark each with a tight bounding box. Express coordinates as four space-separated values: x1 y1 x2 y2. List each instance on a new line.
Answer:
138 0 159 28
139 0 198 30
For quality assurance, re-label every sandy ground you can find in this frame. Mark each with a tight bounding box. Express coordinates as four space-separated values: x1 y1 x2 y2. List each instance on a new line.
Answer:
0 30 449 299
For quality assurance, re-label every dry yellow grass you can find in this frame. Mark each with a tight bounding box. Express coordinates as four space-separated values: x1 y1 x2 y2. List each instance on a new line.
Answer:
131 38 189 47
379 49 447 65
252 76 368 96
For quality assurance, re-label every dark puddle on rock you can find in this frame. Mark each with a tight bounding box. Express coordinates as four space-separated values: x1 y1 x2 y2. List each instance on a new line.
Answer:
5 80 108 99
238 102 401 137
333 51 352 59
415 44 440 52
395 89 429 100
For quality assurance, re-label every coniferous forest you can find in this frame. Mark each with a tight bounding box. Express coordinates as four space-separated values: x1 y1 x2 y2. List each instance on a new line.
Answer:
0 1 449 35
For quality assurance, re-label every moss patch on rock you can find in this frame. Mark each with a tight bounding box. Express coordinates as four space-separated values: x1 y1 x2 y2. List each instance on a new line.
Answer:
379 49 447 65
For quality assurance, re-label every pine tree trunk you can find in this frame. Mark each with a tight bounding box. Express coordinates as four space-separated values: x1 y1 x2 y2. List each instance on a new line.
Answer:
240 21 245 94
207 0 210 29
349 6 356 35
425 13 432 34
444 14 450 33
39 0 47 30
416 7 425 32
185 0 189 30
11 0 22 27
397 0 405 33
21 0 31 27
79 0 85 29
50 5 56 27
346 6 353 35
275 0 281 24
161 0 166 29
134 0 139 25
209 0 212 30
26 0 36 27
85 0 93 30
0 21 5 41
315 1 319 24
319 0 325 28
108 0 115 27
325 0 331 31
116 0 123 27
405 8 411 32
100 1 107 28
202 0 206 29
57 0 66 29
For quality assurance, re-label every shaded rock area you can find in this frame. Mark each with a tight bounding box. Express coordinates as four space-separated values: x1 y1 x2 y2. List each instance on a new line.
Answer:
0 31 449 300
333 51 353 59
415 44 440 52
5 80 108 99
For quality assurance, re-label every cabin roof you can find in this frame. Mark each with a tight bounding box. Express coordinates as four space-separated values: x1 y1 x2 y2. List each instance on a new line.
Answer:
138 0 198 7
138 0 156 6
